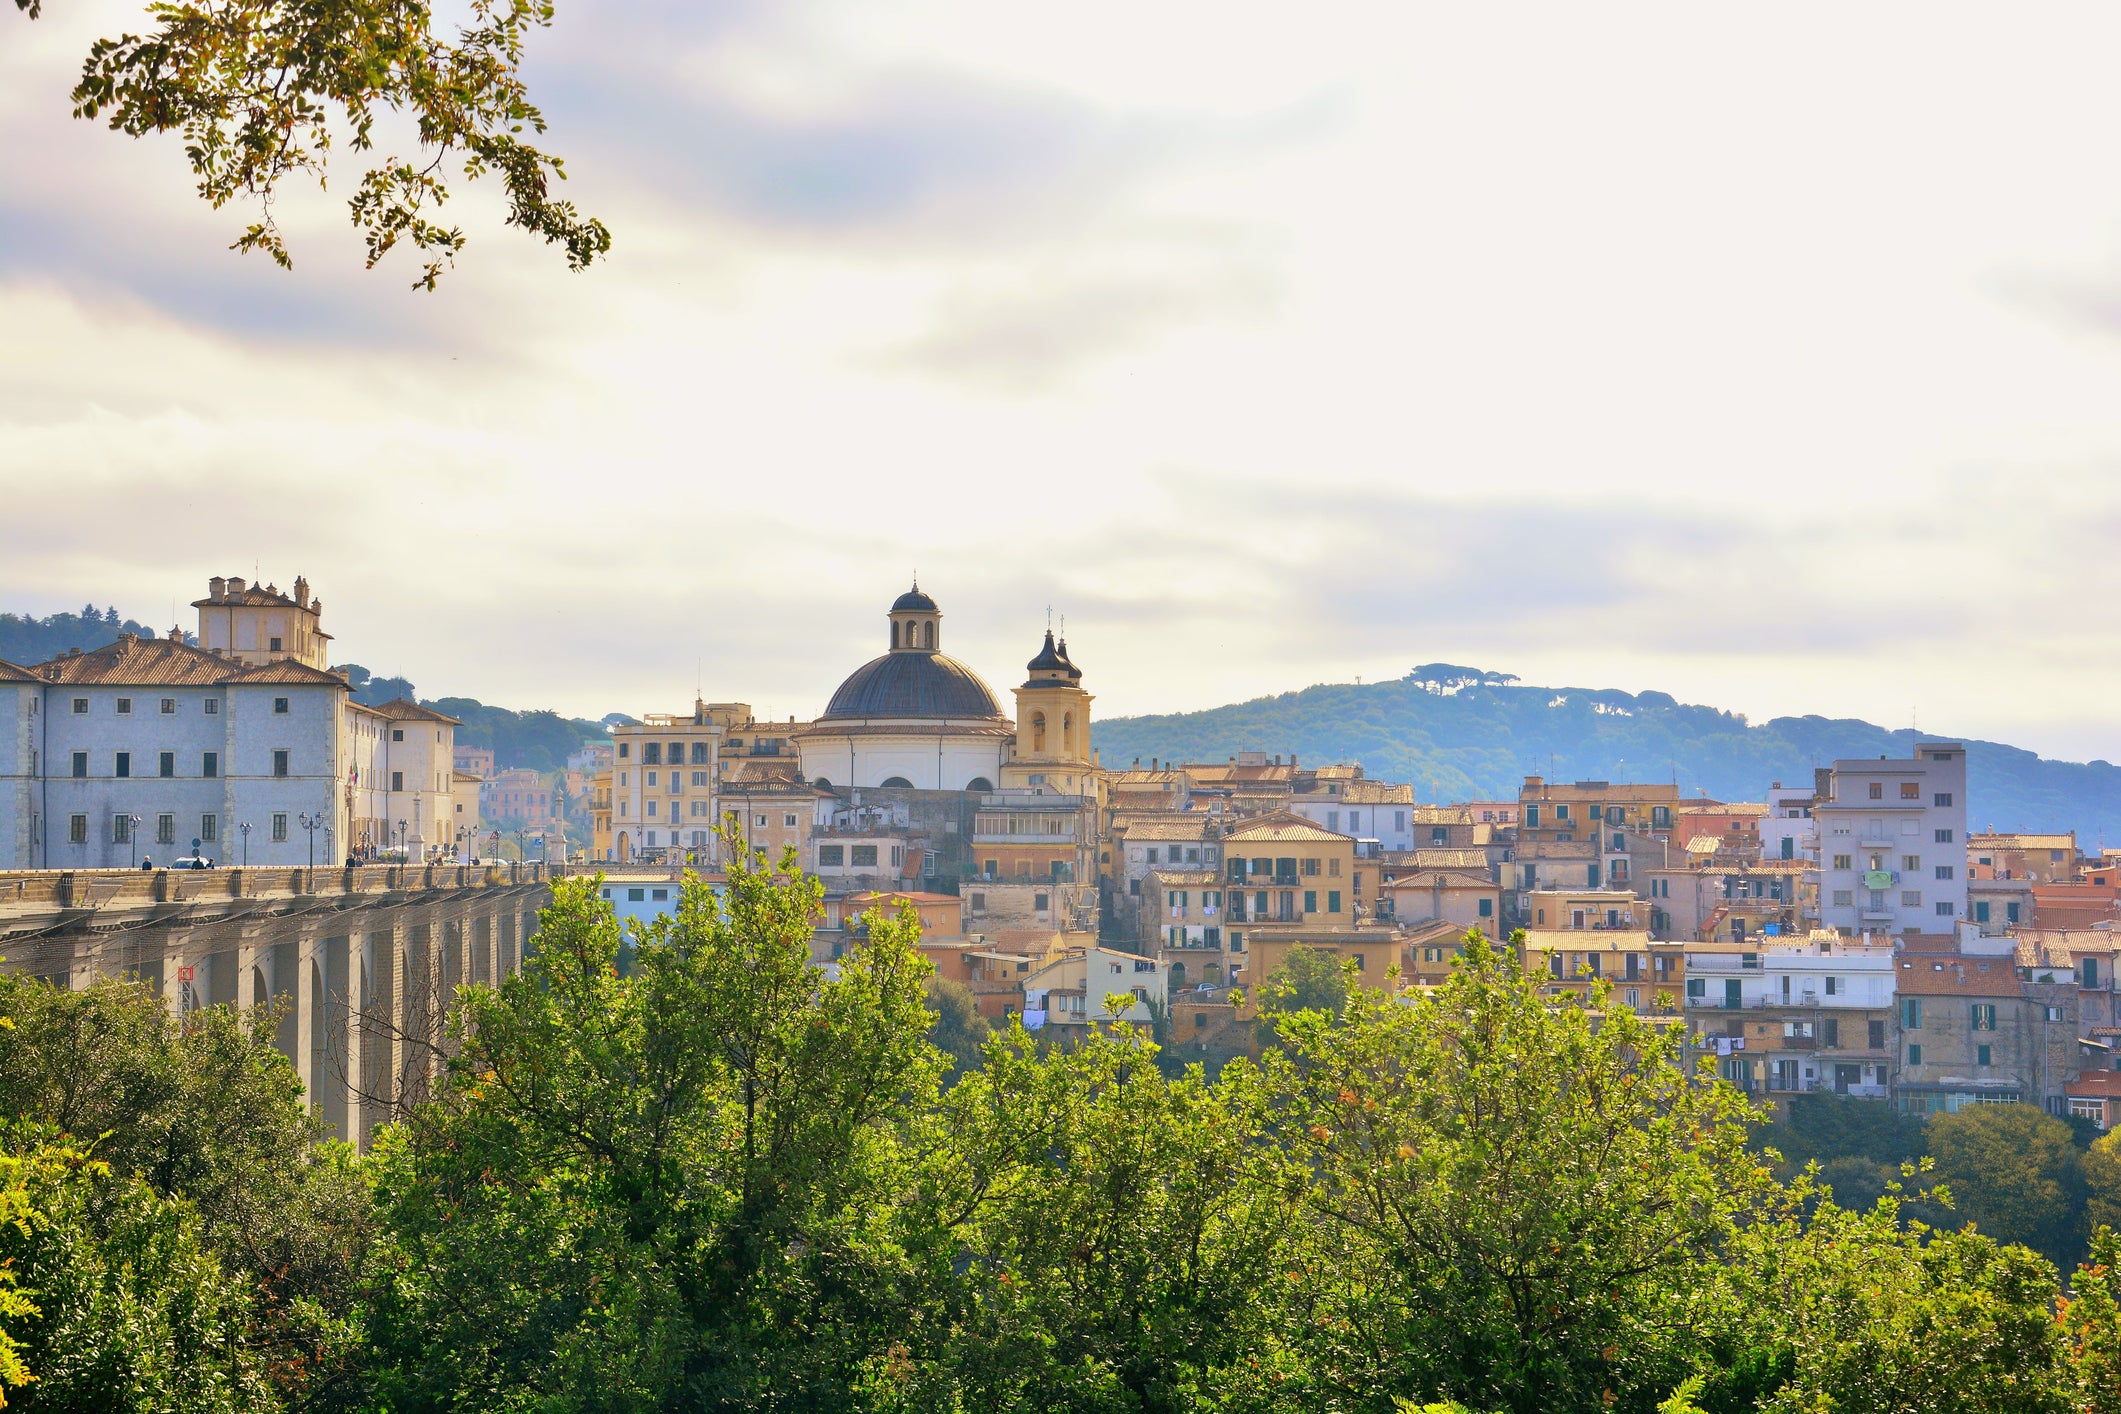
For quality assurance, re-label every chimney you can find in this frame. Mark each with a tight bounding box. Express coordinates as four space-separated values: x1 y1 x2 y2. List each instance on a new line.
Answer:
228 577 245 595
293 576 308 604
209 576 226 601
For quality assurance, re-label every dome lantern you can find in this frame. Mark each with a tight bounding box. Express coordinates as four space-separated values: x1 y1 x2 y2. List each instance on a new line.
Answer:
887 579 940 653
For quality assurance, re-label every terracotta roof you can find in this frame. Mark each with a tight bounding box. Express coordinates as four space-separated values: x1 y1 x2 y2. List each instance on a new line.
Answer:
847 890 961 906
1896 954 2025 998
1224 812 1350 844
2067 1070 2121 1097
1520 929 1657 953
368 697 459 724
0 659 37 684
1186 763 1295 786
28 635 347 688
1119 817 1217 841
2014 929 2121 967
1145 869 1219 887
1328 780 1417 805
1405 848 1491 870
1408 806 1474 826
1971 832 2076 850
191 580 309 610
1385 868 1495 889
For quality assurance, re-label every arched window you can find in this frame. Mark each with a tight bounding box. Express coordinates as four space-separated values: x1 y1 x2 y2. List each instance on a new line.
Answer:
1031 711 1047 753
1062 711 1073 751
811 777 832 791
881 776 914 789
966 777 993 793
891 621 900 649
922 621 934 648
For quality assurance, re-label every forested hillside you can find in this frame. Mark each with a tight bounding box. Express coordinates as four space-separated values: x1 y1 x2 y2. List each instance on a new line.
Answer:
0 606 180 662
338 664 608 773
1093 665 2121 840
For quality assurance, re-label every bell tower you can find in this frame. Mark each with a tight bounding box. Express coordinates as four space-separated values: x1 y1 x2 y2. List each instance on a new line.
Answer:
1005 628 1095 794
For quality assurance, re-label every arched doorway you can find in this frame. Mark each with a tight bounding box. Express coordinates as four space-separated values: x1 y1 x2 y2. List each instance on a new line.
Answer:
965 777 993 793
881 776 914 789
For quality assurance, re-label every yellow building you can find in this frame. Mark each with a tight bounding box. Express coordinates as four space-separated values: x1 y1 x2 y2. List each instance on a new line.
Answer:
1521 887 1645 931
590 765 613 860
610 700 738 863
1237 928 1404 1019
1221 813 1361 933
720 760 820 862
1517 930 1684 1015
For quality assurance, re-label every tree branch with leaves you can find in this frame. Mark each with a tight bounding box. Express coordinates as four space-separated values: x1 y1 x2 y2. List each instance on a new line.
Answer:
19 0 610 287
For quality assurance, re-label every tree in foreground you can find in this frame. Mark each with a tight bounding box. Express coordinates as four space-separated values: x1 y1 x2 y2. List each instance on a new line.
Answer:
0 975 371 1407
1925 1102 2087 1269
362 840 952 1410
1248 934 1771 1414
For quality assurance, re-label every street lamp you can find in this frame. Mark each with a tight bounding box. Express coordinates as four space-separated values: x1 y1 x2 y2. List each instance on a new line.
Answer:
395 820 407 856
126 814 141 869
299 812 324 876
238 821 251 867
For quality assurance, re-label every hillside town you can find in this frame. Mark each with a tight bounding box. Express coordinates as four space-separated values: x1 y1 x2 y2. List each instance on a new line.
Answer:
5 573 2119 1131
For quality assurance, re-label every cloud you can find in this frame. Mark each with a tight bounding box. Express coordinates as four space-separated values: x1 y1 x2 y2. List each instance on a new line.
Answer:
875 253 1280 392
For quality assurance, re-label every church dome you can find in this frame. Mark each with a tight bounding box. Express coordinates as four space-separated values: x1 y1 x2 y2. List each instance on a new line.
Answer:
891 585 939 613
822 652 1004 720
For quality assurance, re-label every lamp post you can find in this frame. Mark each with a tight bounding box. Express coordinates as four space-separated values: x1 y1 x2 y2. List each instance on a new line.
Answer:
126 813 141 869
298 812 324 876
238 821 251 868
395 820 407 856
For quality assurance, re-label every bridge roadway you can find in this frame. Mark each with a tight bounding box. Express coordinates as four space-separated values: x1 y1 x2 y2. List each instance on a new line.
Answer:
0 862 653 1149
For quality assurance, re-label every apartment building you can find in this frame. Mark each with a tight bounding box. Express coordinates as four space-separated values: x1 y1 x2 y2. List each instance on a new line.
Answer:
1684 934 1896 1097
1893 939 2076 1115
1811 742 1968 937
1519 930 1683 1016
1289 774 1418 851
1968 831 2078 884
609 701 729 861
1220 814 1362 934
1517 776 1680 890
1757 780 1821 864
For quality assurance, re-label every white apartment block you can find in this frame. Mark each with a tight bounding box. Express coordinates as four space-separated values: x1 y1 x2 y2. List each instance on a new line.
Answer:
1758 781 1819 865
0 575 459 869
1810 741 1968 937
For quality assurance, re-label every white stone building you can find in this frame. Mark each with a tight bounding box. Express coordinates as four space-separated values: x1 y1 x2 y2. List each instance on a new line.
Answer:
1758 780 1820 865
0 575 459 869
1810 741 1969 938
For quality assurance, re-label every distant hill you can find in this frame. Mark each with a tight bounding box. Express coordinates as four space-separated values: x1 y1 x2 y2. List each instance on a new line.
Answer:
1091 667 2121 843
1 606 184 663
338 665 609 775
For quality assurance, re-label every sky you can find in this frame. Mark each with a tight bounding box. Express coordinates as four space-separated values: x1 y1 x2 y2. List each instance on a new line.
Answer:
5 4 2121 761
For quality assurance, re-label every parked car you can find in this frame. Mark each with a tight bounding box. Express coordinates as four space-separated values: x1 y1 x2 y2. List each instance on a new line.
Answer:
171 855 215 870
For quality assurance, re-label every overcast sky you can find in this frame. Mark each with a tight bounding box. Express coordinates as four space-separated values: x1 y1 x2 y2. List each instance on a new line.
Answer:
5 4 2121 759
